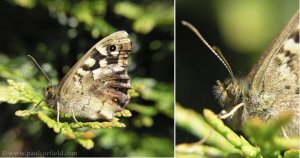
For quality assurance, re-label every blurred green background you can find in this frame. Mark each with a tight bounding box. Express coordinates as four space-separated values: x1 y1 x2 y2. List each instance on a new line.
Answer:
176 0 298 144
0 0 174 157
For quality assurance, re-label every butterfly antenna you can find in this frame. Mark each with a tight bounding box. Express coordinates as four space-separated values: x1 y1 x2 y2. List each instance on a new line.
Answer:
181 20 235 80
27 55 53 88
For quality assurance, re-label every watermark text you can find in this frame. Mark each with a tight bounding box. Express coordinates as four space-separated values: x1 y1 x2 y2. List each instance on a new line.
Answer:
2 150 77 157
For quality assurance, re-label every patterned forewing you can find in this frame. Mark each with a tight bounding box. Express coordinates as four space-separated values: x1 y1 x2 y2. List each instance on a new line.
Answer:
248 10 299 93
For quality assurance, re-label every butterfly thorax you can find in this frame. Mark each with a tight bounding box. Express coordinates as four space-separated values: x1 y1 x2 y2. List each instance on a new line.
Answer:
44 86 60 108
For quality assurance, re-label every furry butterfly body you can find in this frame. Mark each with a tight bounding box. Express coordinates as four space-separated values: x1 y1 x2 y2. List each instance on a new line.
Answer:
44 31 132 121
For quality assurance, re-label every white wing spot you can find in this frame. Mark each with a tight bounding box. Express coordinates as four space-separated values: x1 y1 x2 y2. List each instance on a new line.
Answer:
99 59 107 67
96 46 107 56
112 66 125 72
77 68 90 76
111 51 119 56
84 58 96 67
284 38 299 54
92 68 102 80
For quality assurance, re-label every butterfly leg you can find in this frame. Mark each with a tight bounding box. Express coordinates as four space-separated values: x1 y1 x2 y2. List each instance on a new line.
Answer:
71 108 83 127
71 108 79 123
281 127 290 140
57 102 60 123
194 129 213 145
30 99 45 112
219 103 244 119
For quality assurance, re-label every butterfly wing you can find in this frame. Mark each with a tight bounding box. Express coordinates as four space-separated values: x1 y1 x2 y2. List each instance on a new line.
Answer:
248 10 299 90
246 10 299 136
57 31 132 120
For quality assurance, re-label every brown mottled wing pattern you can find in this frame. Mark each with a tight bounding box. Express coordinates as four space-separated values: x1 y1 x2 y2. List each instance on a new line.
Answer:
246 11 299 136
57 31 131 120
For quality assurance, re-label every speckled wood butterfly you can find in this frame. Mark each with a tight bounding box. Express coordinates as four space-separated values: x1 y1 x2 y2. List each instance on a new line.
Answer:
43 31 132 122
183 10 299 137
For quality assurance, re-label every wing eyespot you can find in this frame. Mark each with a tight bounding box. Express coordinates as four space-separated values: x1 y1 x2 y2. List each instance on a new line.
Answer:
109 45 116 52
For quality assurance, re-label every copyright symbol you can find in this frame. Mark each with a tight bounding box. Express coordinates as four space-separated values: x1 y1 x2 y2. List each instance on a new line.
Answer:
2 151 7 156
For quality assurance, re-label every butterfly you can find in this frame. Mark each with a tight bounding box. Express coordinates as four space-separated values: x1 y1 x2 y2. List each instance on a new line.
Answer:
183 10 299 137
43 31 132 122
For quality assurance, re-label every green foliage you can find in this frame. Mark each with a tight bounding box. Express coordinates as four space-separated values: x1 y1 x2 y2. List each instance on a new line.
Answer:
176 143 227 158
0 63 130 149
114 1 174 34
131 78 174 116
10 0 173 37
95 128 173 157
203 109 259 157
176 104 238 153
243 112 299 157
176 104 300 158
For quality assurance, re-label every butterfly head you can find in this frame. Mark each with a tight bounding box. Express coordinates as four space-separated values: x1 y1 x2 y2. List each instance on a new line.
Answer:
43 86 59 108
214 79 249 111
